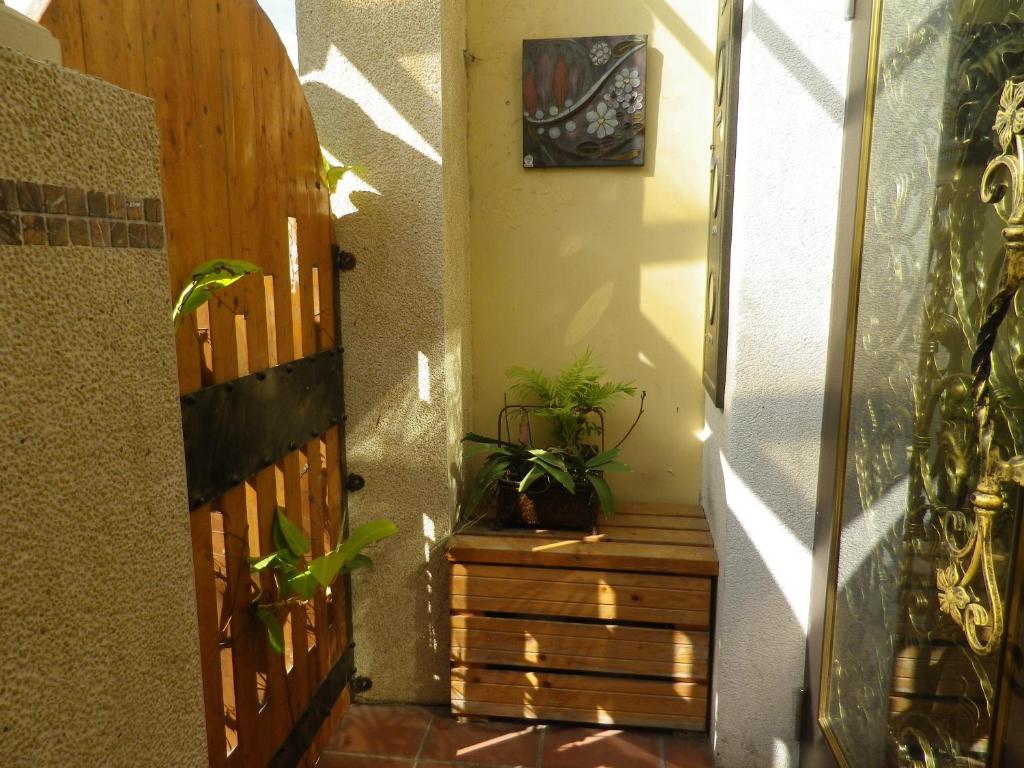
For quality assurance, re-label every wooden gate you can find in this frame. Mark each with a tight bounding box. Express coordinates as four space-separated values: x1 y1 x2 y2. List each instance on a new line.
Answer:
36 1 349 765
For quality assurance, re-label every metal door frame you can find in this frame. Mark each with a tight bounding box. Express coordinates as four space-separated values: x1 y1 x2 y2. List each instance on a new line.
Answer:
801 1 1024 765
800 1 881 765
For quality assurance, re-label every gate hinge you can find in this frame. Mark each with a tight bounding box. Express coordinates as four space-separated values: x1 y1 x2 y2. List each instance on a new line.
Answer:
351 674 373 695
332 245 357 272
845 0 856 20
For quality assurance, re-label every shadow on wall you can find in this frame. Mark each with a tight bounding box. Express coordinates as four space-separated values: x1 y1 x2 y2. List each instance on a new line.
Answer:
702 388 829 767
698 1 862 762
467 0 716 509
296 0 453 703
293 0 719 705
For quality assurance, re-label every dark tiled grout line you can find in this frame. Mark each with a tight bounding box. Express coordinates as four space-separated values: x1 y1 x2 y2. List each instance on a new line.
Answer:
411 710 435 767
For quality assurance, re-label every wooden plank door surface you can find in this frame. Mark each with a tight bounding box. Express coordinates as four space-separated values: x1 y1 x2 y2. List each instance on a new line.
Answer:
35 2 347 765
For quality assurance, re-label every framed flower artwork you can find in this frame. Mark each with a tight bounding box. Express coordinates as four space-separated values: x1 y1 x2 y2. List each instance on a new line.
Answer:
522 35 648 168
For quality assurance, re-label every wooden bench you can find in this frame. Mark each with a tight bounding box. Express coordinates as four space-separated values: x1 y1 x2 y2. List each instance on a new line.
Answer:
447 502 718 731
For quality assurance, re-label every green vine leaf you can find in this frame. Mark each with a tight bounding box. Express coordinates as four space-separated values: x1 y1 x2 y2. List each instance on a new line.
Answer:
309 520 398 587
250 510 396 654
338 520 399 561
308 553 342 587
287 570 320 600
319 152 367 194
255 606 285 655
249 552 279 571
274 507 310 558
172 258 261 328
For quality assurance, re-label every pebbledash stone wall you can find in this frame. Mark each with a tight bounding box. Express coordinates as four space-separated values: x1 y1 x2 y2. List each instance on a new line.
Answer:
0 44 207 767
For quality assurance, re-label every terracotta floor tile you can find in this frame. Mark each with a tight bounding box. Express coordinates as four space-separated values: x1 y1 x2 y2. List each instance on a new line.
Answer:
541 727 662 768
317 754 415 768
324 704 434 757
664 735 713 768
420 716 541 766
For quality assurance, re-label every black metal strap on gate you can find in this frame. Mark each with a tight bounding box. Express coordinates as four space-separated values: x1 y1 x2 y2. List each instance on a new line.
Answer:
181 347 345 510
268 645 356 768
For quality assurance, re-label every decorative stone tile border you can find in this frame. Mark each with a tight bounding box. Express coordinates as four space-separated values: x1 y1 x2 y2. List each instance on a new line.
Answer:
0 178 164 249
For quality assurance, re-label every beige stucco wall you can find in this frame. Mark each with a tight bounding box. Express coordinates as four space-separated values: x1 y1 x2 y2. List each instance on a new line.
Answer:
297 0 471 703
443 2 472 533
466 0 715 505
0 46 207 766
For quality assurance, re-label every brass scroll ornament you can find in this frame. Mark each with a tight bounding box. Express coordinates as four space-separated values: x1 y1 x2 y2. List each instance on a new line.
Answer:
936 79 1024 655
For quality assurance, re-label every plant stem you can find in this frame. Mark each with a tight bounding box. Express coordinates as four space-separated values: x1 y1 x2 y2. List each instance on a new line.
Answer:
613 390 647 451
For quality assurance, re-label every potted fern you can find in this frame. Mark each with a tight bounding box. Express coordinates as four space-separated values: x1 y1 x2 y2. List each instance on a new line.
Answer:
463 350 645 533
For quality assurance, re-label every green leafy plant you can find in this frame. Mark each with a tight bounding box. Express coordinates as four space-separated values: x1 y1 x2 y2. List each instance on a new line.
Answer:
507 349 637 454
463 434 630 519
172 258 262 328
461 350 645 525
250 509 397 653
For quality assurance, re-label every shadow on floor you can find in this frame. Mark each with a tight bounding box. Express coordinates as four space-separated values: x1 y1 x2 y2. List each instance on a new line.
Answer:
321 704 713 768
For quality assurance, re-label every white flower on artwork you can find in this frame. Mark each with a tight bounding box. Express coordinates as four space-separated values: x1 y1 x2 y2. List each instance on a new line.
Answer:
586 101 619 139
590 41 611 65
625 91 644 115
614 68 641 94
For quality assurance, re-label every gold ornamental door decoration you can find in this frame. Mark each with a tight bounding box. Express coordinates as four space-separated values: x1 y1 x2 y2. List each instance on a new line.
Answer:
937 78 1024 655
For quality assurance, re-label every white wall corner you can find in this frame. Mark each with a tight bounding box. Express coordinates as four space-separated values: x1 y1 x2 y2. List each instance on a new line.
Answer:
703 1 852 765
298 0 471 704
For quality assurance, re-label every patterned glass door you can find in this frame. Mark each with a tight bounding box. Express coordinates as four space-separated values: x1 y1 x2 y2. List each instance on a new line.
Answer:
817 1 1024 766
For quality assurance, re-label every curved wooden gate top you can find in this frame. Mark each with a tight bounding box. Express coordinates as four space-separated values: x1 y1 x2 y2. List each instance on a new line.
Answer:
36 1 346 765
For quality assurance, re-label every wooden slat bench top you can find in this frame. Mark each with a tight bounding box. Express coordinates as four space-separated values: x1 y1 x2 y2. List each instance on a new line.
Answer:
447 501 718 577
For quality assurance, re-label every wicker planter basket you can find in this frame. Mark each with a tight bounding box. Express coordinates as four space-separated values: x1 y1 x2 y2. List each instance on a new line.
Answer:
494 476 598 533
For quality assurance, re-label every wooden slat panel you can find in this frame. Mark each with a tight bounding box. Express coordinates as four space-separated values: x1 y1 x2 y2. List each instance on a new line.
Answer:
452 667 706 716
601 513 710 532
38 0 349 764
452 682 705 720
39 0 86 70
451 574 710 613
450 615 709 680
451 647 707 680
451 614 709 649
194 3 259 758
449 503 716 731
79 0 147 93
285 19 330 742
189 504 229 767
450 615 708 661
448 534 718 576
470 524 714 547
450 594 708 627
452 563 711 593
452 666 707 730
